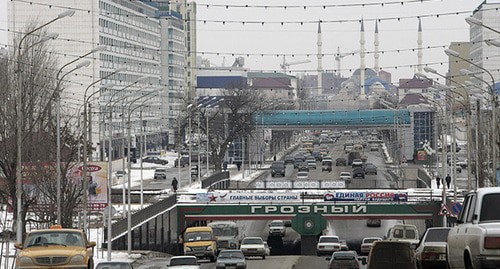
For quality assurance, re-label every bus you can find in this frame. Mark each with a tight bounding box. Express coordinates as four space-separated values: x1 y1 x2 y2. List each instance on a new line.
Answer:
208 221 241 251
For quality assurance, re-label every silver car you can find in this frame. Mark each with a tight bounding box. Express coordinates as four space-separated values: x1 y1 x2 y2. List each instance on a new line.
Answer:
216 250 247 269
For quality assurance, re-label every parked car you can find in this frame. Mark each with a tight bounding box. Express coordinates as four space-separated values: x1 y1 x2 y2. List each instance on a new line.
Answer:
326 251 360 269
352 168 365 179
215 250 247 269
271 161 286 177
114 170 127 178
336 158 347 166
142 156 168 165
154 168 167 180
360 237 382 255
415 227 451 269
361 241 416 269
456 159 468 169
96 262 133 269
240 237 266 259
316 235 341 256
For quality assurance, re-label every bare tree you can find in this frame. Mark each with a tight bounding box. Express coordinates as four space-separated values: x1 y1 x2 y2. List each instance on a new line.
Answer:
185 86 266 172
0 22 84 237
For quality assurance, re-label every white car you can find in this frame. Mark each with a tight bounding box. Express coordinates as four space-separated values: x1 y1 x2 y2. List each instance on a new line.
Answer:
339 172 351 181
240 237 266 259
263 241 271 256
297 171 309 179
360 237 382 255
316 235 341 256
167 256 201 269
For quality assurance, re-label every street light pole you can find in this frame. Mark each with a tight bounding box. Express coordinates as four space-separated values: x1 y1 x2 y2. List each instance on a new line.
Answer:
55 59 92 225
445 48 498 186
15 9 74 243
82 67 126 232
125 91 159 255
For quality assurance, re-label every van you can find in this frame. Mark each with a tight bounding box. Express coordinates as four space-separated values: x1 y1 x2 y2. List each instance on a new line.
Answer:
386 224 419 248
183 226 217 262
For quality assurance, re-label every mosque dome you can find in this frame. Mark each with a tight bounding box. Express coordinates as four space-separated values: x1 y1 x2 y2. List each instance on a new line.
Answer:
352 68 377 78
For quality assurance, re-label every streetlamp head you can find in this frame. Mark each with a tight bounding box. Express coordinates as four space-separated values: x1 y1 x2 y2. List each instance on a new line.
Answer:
102 82 115 88
423 66 437 74
445 49 460 58
113 67 127 73
91 45 107 53
465 16 482 26
58 10 76 19
485 39 500 48
460 69 482 76
40 32 59 42
414 72 428 79
76 60 91 68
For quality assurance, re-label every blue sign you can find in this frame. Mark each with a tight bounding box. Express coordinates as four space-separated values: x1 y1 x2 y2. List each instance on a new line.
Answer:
451 202 462 216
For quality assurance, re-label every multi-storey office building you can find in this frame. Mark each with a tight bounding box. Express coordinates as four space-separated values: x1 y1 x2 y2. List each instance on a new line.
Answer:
8 0 194 161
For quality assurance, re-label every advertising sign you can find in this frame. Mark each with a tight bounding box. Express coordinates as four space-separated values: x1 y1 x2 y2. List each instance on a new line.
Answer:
75 162 108 211
324 191 408 202
196 192 302 203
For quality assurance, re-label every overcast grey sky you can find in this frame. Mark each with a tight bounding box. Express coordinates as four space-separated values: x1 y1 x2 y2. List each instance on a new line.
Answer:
1 0 499 83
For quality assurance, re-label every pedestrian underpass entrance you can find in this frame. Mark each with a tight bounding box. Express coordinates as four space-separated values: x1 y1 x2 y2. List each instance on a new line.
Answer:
177 202 442 255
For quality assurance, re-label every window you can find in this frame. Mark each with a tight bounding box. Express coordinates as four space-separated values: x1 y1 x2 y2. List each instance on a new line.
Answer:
480 193 500 222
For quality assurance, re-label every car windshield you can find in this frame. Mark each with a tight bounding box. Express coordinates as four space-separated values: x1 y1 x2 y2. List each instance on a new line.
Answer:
96 263 131 269
333 253 355 260
218 251 244 259
170 257 197 266
424 229 450 242
242 238 263 244
364 238 380 244
270 222 283 227
25 231 84 247
185 231 212 242
320 237 339 243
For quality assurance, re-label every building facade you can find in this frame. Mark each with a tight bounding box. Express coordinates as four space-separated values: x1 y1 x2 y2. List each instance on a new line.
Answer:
8 0 194 160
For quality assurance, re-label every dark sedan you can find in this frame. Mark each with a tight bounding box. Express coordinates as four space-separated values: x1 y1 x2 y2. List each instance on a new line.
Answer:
216 250 247 269
142 156 168 165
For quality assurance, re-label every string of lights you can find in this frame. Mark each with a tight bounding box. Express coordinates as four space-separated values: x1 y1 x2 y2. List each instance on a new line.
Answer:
9 0 498 26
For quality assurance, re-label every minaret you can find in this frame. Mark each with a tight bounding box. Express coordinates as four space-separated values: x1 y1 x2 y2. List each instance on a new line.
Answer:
360 18 366 98
374 20 380 75
417 18 423 73
317 20 323 95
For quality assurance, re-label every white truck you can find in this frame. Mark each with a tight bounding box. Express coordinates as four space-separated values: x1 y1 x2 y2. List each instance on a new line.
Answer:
447 187 500 269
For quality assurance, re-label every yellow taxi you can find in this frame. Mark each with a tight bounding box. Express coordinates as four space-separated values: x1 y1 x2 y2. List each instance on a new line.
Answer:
14 225 96 269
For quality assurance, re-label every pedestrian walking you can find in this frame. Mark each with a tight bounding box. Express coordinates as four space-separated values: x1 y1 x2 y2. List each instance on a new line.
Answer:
171 177 178 192
445 174 451 189
436 175 441 189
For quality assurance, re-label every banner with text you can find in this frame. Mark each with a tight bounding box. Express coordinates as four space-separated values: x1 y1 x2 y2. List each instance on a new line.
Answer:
324 191 408 202
196 192 302 203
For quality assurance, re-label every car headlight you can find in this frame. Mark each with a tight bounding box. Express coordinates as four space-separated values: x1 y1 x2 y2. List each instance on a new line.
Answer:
69 255 85 264
207 246 213 251
17 256 34 265
185 246 192 252
237 262 246 266
217 262 225 266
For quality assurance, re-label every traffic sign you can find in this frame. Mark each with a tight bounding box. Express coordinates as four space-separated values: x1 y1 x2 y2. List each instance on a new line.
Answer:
439 204 450 216
451 202 463 216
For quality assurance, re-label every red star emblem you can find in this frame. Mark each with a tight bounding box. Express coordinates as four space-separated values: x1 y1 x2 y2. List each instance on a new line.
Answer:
209 194 218 202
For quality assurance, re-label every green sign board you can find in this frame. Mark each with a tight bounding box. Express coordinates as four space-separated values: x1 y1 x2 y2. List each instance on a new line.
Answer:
291 213 326 235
